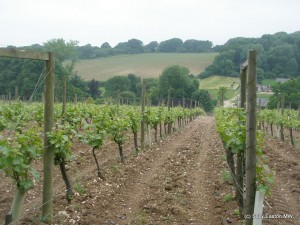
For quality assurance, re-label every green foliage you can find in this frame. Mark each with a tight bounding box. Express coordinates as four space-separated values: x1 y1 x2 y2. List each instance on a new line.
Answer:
133 212 148 225
88 79 101 99
267 78 300 109
0 116 7 131
47 124 76 165
145 41 158 53
233 209 240 216
215 107 275 194
79 107 110 149
159 65 199 98
104 76 131 98
108 109 131 145
103 74 142 98
182 39 213 53
158 38 183 53
127 106 142 133
192 89 215 112
74 182 86 194
44 38 78 63
221 170 233 183
223 193 234 202
77 38 214 60
258 109 300 130
0 42 89 100
111 163 121 173
0 128 42 191
0 58 45 100
200 31 300 79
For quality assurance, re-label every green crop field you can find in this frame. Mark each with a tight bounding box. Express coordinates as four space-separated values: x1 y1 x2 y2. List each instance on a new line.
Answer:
199 75 239 89
199 75 240 99
74 53 218 81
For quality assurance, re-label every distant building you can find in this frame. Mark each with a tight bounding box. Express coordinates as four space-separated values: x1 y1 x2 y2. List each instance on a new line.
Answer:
276 78 290 83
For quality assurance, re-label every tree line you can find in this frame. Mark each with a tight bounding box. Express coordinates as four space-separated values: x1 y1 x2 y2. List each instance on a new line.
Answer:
100 66 215 112
78 38 214 59
5 38 214 60
200 31 300 82
267 77 300 109
0 39 215 111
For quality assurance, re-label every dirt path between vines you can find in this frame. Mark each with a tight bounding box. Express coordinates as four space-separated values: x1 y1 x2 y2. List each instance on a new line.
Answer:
88 116 239 225
2 116 240 225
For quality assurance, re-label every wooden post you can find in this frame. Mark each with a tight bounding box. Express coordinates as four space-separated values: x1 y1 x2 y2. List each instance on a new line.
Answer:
74 94 77 104
237 63 247 216
240 67 247 109
141 80 146 151
61 75 67 122
117 89 121 106
220 90 224 106
167 90 172 134
0 49 58 224
245 50 257 225
15 86 19 100
167 90 171 111
147 124 151 147
280 94 285 141
42 52 55 224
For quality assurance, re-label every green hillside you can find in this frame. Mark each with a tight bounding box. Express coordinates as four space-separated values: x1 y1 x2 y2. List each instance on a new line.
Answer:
74 53 217 81
200 75 240 99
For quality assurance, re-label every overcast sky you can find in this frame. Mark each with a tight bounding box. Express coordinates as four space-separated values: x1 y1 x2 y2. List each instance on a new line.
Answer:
1 0 299 47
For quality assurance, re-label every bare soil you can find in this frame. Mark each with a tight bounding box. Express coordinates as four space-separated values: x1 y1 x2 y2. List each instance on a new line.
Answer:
262 136 300 225
0 116 299 225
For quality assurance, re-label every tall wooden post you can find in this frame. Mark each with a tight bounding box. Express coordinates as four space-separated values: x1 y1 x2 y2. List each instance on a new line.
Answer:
141 80 146 151
167 90 172 134
42 52 55 224
167 90 171 110
237 63 247 216
240 66 247 109
15 86 19 100
245 50 257 225
62 76 67 122
280 94 285 141
117 89 121 106
74 94 77 104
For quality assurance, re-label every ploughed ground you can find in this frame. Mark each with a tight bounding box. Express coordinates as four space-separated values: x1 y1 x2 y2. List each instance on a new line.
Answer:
0 116 299 224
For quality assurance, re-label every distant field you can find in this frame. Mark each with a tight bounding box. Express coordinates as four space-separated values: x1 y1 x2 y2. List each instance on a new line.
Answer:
200 75 239 89
257 93 273 99
261 79 277 86
200 75 240 99
74 53 218 81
